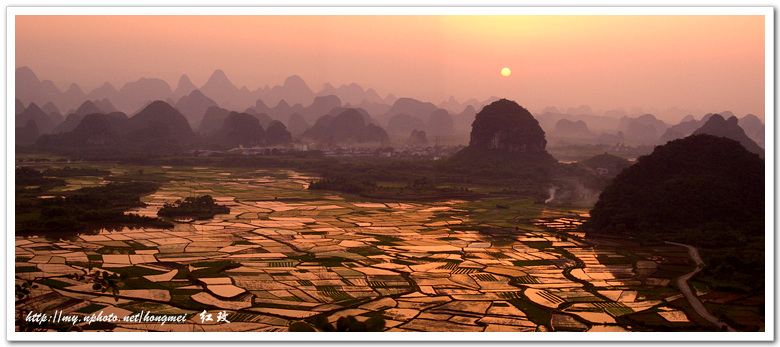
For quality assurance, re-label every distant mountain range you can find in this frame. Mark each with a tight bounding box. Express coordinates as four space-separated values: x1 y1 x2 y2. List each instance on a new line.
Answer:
15 66 764 153
35 101 194 153
16 66 492 121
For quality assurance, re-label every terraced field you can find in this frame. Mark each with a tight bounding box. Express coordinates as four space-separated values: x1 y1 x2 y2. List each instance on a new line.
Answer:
14 166 723 332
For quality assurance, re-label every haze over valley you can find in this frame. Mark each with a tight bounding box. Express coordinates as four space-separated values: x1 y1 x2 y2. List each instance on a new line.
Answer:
15 66 766 156
12 12 767 335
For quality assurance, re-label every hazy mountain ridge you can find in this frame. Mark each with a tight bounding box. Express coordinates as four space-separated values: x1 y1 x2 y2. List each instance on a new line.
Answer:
16 67 497 131
692 114 764 155
16 66 764 151
303 108 389 145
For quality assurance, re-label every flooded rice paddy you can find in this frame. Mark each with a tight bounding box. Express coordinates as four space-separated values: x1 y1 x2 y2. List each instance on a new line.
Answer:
16 167 698 332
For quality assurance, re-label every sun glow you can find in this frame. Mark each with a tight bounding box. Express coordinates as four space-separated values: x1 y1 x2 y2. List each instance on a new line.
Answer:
501 67 511 77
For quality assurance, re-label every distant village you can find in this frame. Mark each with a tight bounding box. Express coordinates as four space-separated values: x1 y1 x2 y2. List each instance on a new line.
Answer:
196 144 466 160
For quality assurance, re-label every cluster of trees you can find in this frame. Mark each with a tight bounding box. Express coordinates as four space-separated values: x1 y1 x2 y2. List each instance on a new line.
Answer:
41 166 111 177
583 134 764 292
16 166 66 189
584 135 763 238
157 195 230 220
16 167 171 236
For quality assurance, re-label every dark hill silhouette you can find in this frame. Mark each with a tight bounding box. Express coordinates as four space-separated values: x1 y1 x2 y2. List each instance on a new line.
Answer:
128 100 194 144
584 134 764 248
364 124 390 146
17 103 59 134
55 110 128 134
387 113 426 136
198 106 231 135
447 99 557 187
55 100 125 133
174 90 218 128
303 109 389 145
266 120 293 145
287 113 311 136
53 100 103 133
407 129 428 146
16 119 40 145
208 112 266 150
692 114 763 155
66 112 127 146
36 112 129 148
468 99 547 152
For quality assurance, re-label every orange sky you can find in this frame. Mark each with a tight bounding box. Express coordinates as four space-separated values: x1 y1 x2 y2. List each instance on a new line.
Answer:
15 14 766 121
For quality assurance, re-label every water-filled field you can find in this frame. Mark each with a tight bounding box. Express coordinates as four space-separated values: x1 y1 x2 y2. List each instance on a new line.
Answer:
14 167 724 332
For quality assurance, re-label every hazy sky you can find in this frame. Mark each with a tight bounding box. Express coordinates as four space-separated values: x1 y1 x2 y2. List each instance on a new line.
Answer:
15 14 766 120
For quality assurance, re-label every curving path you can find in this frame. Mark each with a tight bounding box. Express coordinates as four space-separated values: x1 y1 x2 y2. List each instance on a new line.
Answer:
665 241 736 331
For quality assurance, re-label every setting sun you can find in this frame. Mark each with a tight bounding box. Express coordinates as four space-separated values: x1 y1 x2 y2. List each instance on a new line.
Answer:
501 67 511 77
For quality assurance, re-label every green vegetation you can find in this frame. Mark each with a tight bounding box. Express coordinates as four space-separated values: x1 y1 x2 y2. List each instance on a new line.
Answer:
42 166 111 177
16 166 66 190
188 260 241 279
584 135 764 292
13 138 765 332
16 167 172 236
509 298 551 330
158 195 230 220
307 157 481 200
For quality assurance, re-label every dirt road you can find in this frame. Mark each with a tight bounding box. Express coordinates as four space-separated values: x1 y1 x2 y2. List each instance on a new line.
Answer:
665 241 736 331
